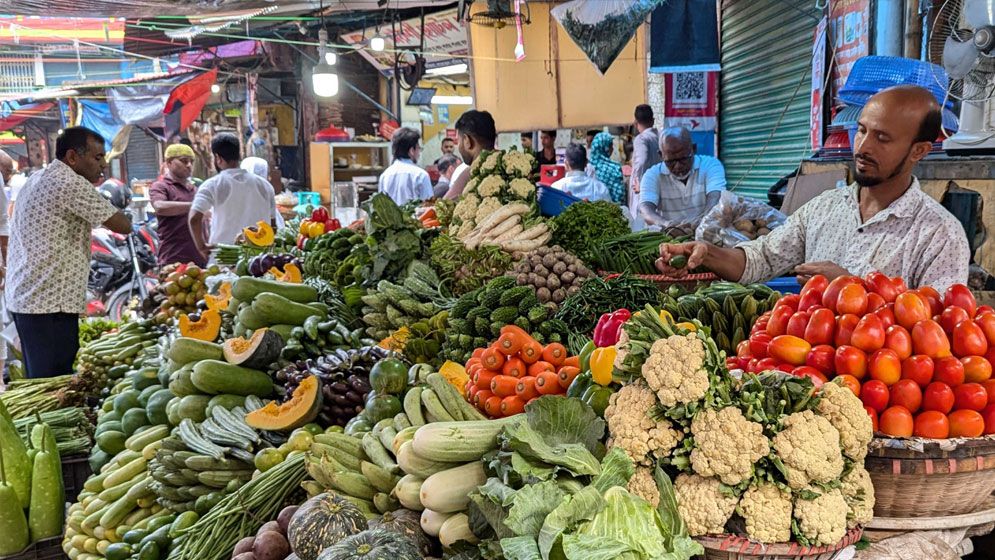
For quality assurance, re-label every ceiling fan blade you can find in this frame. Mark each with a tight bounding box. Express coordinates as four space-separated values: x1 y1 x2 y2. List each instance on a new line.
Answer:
944 34 981 79
964 0 995 29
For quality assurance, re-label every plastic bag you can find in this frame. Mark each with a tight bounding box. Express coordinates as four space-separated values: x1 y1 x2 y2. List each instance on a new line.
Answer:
551 0 662 74
695 191 787 247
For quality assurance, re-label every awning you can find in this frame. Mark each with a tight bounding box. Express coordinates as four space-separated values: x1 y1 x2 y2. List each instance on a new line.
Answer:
0 102 55 132
9 1 453 18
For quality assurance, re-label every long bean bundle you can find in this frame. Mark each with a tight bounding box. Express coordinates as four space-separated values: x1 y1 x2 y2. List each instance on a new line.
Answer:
586 231 680 274
167 453 307 560
14 408 93 456
0 376 71 419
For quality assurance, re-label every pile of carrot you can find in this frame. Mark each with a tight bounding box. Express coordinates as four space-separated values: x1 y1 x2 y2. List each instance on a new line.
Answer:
420 208 441 228
464 324 581 418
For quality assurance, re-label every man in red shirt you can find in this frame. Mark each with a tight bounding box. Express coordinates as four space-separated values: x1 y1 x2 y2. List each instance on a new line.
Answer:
149 144 205 267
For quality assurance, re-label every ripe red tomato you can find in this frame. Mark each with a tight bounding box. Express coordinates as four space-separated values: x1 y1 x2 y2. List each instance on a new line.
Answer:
736 340 752 358
805 344 836 375
749 333 771 359
880 406 914 437
934 357 966 387
940 306 971 336
948 409 985 437
822 276 862 313
750 357 777 373
866 271 901 303
768 335 811 366
869 349 902 385
837 283 869 316
836 374 861 397
922 382 956 414
835 314 860 347
885 325 913 360
944 284 978 318
804 308 835 346
835 345 868 379
978 305 995 317
895 292 932 331
860 380 890 413
889 379 923 412
866 292 886 312
777 363 796 374
953 319 989 357
911 320 952 359
798 289 823 313
981 404 995 435
954 383 988 411
800 274 829 299
766 304 794 338
851 314 886 353
786 312 810 339
983 379 995 405
778 294 801 313
865 406 879 431
875 304 897 329
975 313 995 346
793 366 827 387
962 355 993 384
914 410 950 438
901 355 934 387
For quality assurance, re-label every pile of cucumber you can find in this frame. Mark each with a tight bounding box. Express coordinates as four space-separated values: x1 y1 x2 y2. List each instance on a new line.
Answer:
76 321 161 390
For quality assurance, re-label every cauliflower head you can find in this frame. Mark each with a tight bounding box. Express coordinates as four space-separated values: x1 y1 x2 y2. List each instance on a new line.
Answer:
605 383 681 466
465 177 480 195
509 177 535 199
817 380 873 462
690 407 770 485
841 466 875 528
737 483 792 543
503 150 534 178
674 474 738 536
793 487 847 546
477 175 505 197
642 334 710 408
627 467 660 508
453 194 479 223
481 151 501 173
474 196 503 224
772 410 844 490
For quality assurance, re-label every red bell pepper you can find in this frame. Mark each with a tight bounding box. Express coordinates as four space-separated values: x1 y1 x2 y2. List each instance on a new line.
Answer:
311 207 330 223
325 218 341 232
593 308 631 347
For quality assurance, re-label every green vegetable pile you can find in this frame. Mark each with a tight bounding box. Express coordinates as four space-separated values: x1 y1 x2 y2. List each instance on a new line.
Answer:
79 318 122 348
302 228 365 284
551 201 630 263
428 234 514 296
661 281 781 354
361 194 424 287
14 407 93 457
554 274 663 336
586 231 684 274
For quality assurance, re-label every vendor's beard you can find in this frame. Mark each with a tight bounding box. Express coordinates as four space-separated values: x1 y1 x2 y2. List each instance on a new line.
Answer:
674 171 691 182
854 146 911 187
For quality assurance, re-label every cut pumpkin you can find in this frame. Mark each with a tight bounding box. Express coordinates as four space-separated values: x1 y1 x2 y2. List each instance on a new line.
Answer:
245 375 322 431
204 282 232 311
243 221 275 247
222 328 285 370
269 263 302 284
178 308 221 341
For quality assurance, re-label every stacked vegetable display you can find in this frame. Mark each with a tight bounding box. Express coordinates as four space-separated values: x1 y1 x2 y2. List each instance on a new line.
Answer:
736 274 995 439
152 264 222 322
661 281 780 354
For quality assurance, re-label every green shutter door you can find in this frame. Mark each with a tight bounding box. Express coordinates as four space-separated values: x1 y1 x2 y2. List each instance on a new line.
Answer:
719 0 821 199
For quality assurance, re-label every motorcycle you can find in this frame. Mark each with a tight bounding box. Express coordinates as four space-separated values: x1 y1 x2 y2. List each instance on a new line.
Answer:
86 181 160 320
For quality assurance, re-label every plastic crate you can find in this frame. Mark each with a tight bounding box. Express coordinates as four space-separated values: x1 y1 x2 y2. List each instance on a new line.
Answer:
0 537 65 560
766 276 801 294
61 454 92 503
839 56 951 109
537 185 580 217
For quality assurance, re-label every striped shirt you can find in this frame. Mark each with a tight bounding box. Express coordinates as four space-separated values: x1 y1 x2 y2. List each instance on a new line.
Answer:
639 155 726 226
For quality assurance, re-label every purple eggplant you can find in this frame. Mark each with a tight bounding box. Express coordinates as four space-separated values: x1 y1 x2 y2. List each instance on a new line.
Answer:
258 253 276 271
248 256 265 277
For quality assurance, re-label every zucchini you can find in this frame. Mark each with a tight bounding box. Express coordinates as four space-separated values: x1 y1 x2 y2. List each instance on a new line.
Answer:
393 474 424 511
231 277 318 304
419 462 487 513
251 293 325 326
411 416 520 462
190 360 273 396
396 441 459 479
125 426 169 453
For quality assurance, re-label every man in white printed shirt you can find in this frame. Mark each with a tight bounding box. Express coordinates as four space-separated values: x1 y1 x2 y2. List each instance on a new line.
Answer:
189 133 277 261
657 86 970 293
551 144 611 202
6 127 132 377
378 127 433 205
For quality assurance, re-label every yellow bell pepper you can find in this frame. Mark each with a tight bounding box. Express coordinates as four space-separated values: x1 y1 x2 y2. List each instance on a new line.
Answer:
299 220 311 235
659 309 674 324
589 346 616 386
306 221 326 238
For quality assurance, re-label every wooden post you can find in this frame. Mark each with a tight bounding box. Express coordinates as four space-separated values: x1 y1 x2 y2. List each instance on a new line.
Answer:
904 0 922 59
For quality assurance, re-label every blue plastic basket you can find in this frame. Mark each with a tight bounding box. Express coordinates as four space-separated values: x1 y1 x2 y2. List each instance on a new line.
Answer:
766 276 801 294
839 56 952 109
537 185 581 217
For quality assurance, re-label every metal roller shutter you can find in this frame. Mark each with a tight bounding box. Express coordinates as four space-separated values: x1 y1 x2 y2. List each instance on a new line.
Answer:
719 0 821 199
125 127 161 182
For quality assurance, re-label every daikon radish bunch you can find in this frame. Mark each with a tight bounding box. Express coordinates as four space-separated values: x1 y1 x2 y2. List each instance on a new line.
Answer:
462 203 552 252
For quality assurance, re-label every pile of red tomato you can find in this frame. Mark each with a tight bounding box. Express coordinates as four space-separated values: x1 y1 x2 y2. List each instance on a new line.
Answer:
730 272 995 439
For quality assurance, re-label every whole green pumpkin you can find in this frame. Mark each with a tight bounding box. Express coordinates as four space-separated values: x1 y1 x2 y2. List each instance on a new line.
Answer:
367 510 432 557
288 493 367 560
316 529 421 560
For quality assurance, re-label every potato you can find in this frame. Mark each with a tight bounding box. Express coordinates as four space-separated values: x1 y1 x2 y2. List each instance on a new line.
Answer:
756 227 771 236
258 521 281 535
733 219 755 233
253 532 290 560
233 537 255 557
276 506 298 534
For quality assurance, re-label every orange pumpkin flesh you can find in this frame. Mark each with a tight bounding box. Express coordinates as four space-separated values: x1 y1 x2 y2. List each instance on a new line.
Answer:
178 308 222 341
243 221 275 247
245 375 322 431
204 282 232 311
269 263 302 284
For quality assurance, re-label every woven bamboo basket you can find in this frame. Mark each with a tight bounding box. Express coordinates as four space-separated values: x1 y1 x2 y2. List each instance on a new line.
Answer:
696 527 863 560
865 435 995 518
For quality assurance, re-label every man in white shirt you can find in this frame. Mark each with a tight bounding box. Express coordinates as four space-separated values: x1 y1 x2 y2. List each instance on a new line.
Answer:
551 144 611 202
7 127 132 377
189 133 276 260
657 86 970 292
639 127 726 235
378 127 433 205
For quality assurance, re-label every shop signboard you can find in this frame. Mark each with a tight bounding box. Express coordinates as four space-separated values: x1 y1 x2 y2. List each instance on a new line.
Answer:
339 9 467 75
830 0 870 95
811 17 827 151
0 16 124 44
664 71 717 156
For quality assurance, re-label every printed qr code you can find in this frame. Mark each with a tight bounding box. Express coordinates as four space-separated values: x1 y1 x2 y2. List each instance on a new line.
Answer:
673 72 706 105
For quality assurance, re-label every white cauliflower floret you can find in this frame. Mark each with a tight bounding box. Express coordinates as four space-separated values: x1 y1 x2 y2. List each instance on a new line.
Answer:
674 474 738 536
453 194 479 223
474 196 503 224
503 150 534 177
509 177 535 198
464 177 480 194
690 407 770 485
642 334 710 407
817 380 873 462
772 411 844 490
627 467 660 508
793 487 847 546
477 175 505 197
455 221 475 240
470 151 488 176
738 483 792 543
480 151 501 173
841 466 875 528
605 383 681 466
613 329 630 370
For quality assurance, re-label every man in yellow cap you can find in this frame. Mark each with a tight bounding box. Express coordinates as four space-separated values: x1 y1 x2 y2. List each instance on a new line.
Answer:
150 143 205 267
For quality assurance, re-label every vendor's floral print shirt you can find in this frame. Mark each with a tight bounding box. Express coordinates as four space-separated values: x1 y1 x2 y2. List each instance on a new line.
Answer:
739 179 970 294
6 160 117 314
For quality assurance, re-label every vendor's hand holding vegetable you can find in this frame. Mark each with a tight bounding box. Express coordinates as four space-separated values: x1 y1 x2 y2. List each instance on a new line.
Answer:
656 241 709 277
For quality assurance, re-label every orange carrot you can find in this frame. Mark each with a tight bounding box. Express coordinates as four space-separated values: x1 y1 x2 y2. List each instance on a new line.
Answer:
515 376 539 400
481 347 506 371
483 395 503 417
467 362 483 377
527 361 555 377
474 389 493 408
500 396 526 416
475 369 497 390
491 375 519 397
535 371 562 395
542 343 568 366
472 347 486 360
561 356 580 369
467 384 480 402
557 366 581 389
500 324 533 340
496 332 526 356
422 219 441 228
520 340 544 364
466 357 482 368
502 357 527 378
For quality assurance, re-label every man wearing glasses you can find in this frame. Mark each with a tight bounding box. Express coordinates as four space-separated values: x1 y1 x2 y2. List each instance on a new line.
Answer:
638 127 726 235
379 127 433 205
150 143 206 267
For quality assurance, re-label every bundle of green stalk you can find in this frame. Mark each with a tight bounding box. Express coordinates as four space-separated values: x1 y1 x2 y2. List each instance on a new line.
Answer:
14 408 93 456
0 376 71 419
585 231 686 275
167 452 307 560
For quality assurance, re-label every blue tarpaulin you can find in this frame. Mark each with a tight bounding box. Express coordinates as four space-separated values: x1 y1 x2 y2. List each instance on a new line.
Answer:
78 100 122 150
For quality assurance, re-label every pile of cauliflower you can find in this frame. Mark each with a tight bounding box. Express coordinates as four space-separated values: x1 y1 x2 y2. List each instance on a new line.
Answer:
604 315 875 548
451 149 537 239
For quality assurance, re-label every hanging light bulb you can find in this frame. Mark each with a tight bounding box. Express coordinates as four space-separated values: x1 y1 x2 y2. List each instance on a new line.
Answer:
210 83 221 94
324 51 337 65
313 28 339 97
370 34 385 52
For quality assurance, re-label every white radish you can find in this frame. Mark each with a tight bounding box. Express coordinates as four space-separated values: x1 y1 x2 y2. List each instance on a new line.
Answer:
501 235 549 252
511 223 549 242
472 203 529 234
490 223 524 243
482 214 521 241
